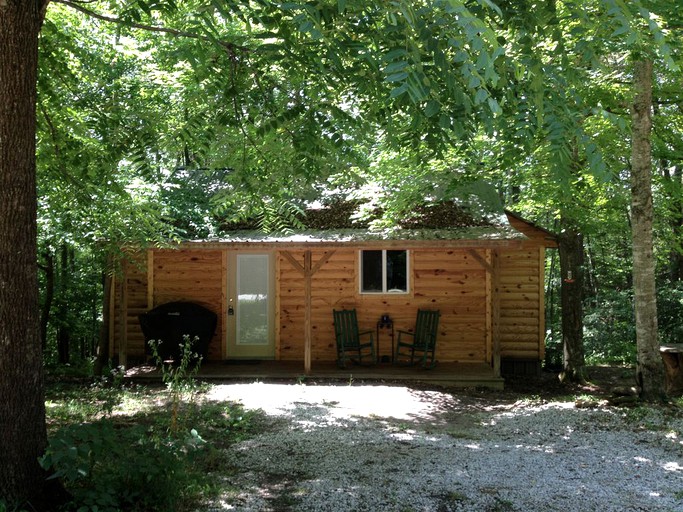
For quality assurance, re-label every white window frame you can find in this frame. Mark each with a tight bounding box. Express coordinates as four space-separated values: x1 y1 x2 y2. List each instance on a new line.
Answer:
359 249 410 294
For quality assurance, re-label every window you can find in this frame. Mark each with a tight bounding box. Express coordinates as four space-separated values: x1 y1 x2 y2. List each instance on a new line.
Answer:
360 250 408 293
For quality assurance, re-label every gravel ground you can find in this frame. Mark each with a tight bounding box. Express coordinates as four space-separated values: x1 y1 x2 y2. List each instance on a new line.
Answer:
204 380 683 512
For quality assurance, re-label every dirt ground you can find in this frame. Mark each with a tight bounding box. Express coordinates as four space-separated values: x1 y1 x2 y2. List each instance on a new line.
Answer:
502 365 639 398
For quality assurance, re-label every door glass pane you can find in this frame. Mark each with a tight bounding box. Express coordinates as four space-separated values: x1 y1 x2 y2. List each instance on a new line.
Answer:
386 250 407 292
361 250 383 292
237 254 269 345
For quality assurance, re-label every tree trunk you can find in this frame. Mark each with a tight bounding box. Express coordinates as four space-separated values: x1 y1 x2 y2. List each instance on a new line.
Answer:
630 58 666 400
558 219 586 383
0 0 67 508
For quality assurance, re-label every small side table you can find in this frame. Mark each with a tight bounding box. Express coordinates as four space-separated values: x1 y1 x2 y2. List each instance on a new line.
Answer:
376 316 394 363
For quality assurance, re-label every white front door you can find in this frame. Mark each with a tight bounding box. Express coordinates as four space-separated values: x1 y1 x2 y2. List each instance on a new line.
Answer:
226 253 275 359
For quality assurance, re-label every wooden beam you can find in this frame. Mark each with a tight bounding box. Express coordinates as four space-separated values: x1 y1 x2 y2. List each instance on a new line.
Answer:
282 250 305 274
311 250 336 274
468 248 493 273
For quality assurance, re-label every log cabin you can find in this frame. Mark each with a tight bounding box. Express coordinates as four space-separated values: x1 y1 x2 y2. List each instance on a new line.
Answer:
111 203 557 388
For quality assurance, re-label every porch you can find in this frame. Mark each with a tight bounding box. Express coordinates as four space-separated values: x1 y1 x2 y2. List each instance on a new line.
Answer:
125 360 505 389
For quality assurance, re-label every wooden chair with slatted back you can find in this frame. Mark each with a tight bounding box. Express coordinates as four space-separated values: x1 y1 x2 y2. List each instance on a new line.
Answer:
333 309 375 368
394 309 440 368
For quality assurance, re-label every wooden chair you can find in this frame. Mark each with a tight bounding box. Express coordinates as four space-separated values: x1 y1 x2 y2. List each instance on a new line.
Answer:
394 309 440 368
333 309 375 368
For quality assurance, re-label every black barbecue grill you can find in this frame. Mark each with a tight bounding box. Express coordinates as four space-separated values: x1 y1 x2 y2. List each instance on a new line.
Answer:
139 301 217 361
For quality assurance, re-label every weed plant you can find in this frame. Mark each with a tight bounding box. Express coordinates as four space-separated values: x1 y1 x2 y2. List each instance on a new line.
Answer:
149 335 205 435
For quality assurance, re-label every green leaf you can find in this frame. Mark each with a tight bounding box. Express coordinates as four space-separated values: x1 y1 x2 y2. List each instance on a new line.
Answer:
384 61 409 74
390 83 409 98
425 100 441 117
474 88 488 104
386 71 409 82
384 48 409 62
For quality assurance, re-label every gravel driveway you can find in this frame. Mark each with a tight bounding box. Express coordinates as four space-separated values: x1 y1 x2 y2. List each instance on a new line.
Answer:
204 381 683 511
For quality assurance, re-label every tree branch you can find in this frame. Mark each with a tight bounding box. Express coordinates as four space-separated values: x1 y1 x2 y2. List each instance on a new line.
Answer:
52 0 250 56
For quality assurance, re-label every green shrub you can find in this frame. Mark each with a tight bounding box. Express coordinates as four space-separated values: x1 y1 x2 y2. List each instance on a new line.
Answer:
39 421 203 512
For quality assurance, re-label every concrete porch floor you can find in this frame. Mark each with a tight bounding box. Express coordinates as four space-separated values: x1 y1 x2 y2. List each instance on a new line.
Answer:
125 360 505 389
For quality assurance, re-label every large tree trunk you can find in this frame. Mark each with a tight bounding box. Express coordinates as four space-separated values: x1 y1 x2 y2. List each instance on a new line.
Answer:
0 0 66 508
558 218 586 383
630 58 666 400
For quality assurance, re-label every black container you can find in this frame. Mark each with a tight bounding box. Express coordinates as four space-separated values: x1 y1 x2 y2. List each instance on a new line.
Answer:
139 301 217 362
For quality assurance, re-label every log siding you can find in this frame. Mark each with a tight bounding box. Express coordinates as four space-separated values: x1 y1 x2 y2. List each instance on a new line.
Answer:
112 214 554 372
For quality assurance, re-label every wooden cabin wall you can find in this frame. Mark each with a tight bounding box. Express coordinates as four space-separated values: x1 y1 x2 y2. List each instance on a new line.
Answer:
278 248 489 363
152 249 224 361
498 247 545 360
115 243 547 366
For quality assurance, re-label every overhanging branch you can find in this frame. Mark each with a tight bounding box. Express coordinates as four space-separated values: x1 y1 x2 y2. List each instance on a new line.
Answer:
52 0 250 56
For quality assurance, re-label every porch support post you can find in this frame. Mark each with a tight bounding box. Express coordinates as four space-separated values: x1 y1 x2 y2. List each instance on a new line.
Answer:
146 249 154 310
282 249 336 375
469 248 501 377
119 259 128 369
492 249 501 377
304 251 312 374
108 273 116 360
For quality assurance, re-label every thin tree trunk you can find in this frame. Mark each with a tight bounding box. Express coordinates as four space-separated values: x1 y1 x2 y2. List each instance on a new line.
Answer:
93 261 113 377
57 243 70 364
0 0 67 508
39 249 54 351
630 58 665 400
558 218 586 383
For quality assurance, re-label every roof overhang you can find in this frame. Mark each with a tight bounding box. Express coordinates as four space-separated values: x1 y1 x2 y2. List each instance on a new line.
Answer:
154 225 538 251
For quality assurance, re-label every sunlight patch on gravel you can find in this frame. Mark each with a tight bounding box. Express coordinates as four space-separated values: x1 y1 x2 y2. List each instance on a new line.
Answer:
206 382 450 421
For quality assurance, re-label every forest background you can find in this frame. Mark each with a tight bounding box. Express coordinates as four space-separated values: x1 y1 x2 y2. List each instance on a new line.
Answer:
34 0 682 375
1 0 682 507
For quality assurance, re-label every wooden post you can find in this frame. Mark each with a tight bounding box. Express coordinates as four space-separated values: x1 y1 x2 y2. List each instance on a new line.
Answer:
492 249 501 377
282 249 336 374
304 250 312 374
146 249 154 310
119 259 128 369
108 274 116 360
484 250 493 365
221 251 228 359
538 247 546 362
469 248 500 375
